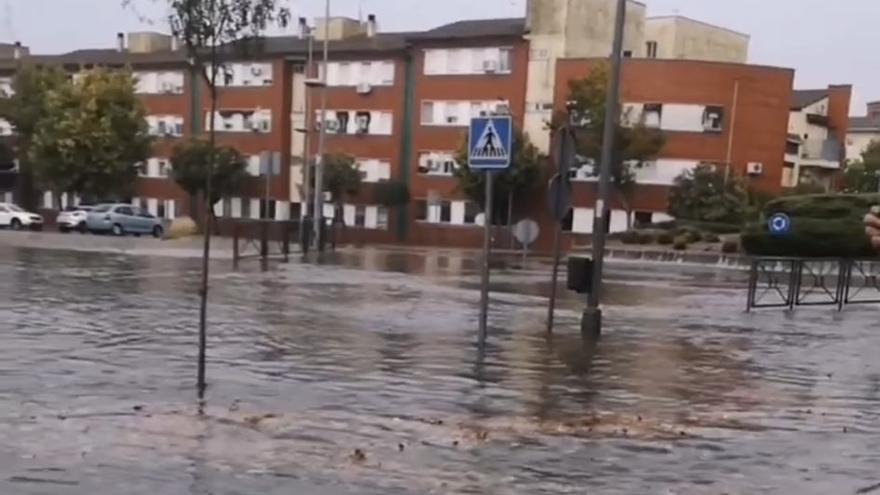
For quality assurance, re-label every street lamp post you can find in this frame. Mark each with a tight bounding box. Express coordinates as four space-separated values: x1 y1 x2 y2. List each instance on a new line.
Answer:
298 19 315 249
312 0 331 251
584 0 627 337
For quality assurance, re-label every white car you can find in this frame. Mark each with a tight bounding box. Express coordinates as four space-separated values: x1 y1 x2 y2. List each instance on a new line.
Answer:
0 202 43 230
56 205 93 233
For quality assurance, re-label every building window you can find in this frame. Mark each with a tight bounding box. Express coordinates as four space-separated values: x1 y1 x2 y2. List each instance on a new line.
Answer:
316 109 393 135
702 106 724 132
356 159 391 183
421 102 434 125
207 109 272 133
377 207 389 229
134 71 185 94
418 151 459 176
320 60 395 86
420 100 510 127
354 205 366 227
147 115 184 137
634 211 653 228
623 50 632 58
643 104 663 128
210 62 273 87
646 41 658 58
561 209 574 233
464 202 479 225
439 200 452 223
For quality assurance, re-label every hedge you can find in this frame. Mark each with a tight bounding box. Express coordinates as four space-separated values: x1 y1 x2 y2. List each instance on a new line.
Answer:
741 193 877 258
652 220 742 234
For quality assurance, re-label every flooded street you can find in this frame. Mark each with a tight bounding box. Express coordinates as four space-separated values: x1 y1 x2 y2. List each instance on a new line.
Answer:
1 245 879 494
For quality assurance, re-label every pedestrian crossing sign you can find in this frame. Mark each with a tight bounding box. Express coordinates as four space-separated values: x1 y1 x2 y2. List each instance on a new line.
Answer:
468 116 512 170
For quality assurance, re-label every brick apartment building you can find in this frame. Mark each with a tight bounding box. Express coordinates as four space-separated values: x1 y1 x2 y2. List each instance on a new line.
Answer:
0 0 852 251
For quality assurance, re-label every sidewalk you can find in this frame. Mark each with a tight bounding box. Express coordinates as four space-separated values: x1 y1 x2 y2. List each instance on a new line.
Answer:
0 230 238 259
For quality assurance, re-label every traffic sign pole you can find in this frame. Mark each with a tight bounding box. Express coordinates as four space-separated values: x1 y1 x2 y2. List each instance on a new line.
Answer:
478 171 494 346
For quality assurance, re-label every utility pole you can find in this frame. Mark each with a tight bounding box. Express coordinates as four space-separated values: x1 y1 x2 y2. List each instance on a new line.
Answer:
298 18 314 249
312 0 331 251
584 0 626 337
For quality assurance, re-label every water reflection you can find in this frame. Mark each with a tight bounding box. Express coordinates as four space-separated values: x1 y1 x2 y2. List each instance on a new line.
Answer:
1 245 880 493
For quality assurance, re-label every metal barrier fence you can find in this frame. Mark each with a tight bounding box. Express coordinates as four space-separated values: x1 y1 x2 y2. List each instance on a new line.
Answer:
747 257 880 311
231 219 299 268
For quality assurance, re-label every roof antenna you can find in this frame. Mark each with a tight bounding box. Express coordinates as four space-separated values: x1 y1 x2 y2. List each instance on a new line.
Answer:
358 0 364 23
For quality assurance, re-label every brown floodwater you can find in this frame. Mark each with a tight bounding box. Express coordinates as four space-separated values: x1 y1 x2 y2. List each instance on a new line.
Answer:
1 245 879 494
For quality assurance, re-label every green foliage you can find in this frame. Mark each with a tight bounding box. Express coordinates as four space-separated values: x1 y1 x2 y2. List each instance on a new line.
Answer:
0 65 68 208
559 62 665 219
721 240 739 254
372 180 410 207
636 231 654 245
673 236 689 251
657 232 674 245
319 153 362 203
454 127 545 215
702 232 722 243
619 231 640 244
170 139 247 205
741 193 878 257
668 164 748 225
28 69 153 201
842 140 880 193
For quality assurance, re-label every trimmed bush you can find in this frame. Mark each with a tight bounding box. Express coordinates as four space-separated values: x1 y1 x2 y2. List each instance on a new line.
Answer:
702 232 721 243
741 193 878 257
657 233 674 245
673 235 689 251
721 240 739 254
620 231 641 244
682 230 702 244
636 232 654 245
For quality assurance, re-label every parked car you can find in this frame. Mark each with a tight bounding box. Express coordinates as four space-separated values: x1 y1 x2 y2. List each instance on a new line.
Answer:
85 203 164 238
56 205 94 233
0 202 43 230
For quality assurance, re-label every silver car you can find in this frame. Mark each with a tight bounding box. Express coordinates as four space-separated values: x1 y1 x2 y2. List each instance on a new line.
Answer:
86 203 164 238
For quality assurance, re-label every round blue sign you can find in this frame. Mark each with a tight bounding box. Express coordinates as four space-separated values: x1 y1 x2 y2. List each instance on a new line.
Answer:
768 213 791 236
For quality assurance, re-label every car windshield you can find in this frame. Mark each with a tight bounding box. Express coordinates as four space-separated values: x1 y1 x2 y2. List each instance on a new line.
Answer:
92 204 112 213
7 204 24 212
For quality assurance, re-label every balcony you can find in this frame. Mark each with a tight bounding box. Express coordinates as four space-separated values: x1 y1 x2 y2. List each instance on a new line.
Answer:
800 139 841 170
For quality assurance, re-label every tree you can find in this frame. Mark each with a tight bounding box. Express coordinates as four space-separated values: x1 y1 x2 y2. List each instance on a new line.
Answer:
313 153 361 223
0 66 68 209
170 138 247 209
454 127 545 224
123 0 291 400
28 69 153 204
842 140 880 193
373 180 410 208
559 62 666 227
668 164 748 225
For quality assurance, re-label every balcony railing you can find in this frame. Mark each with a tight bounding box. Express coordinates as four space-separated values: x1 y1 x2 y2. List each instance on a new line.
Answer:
801 139 841 169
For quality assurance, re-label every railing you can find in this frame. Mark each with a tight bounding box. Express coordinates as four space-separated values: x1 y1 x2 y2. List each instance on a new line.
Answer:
231 219 299 268
800 138 841 168
746 257 880 311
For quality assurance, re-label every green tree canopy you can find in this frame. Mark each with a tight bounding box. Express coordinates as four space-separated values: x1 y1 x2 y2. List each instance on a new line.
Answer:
28 69 153 203
668 164 748 225
0 65 68 208
559 62 666 225
318 153 362 203
170 138 248 206
454 127 545 220
843 140 880 193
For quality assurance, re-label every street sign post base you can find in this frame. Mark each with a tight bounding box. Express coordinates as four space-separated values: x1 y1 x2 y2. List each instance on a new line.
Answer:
581 307 602 340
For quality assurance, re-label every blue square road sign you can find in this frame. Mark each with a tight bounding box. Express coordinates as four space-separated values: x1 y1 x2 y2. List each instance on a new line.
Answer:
468 116 512 171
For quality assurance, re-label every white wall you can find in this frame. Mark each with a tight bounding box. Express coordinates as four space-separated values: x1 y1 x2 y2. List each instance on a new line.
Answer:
210 62 274 87
355 158 391 183
321 60 395 86
146 115 184 137
140 157 172 178
418 151 459 176
423 47 513 75
315 109 393 135
420 100 510 126
847 133 880 162
134 71 185 94
644 16 749 63
207 109 272 133
625 102 724 133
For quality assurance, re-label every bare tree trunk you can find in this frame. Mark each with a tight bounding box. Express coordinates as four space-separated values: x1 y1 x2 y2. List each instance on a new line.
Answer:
197 39 218 402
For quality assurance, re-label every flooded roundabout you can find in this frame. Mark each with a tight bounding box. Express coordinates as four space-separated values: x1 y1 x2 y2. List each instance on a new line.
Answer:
1 244 879 494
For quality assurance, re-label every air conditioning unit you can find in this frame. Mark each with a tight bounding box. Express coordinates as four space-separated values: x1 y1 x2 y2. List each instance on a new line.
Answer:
482 60 499 73
747 162 764 175
494 103 510 115
251 65 264 76
160 81 175 93
252 120 270 133
356 83 372 94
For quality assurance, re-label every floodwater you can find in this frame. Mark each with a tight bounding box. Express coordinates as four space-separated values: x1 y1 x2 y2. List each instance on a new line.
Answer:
1 245 879 494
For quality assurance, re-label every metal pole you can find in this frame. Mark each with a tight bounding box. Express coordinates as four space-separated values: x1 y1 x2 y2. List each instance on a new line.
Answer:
313 0 330 251
585 0 626 334
547 224 562 333
264 152 271 220
478 172 494 344
724 79 740 186
300 29 314 246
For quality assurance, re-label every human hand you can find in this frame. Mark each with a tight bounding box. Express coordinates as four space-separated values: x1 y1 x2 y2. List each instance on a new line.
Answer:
865 206 880 250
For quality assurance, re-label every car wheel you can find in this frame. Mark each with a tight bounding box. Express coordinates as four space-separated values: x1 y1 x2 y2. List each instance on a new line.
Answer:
77 222 87 234
10 218 21 230
152 225 164 239
111 223 124 236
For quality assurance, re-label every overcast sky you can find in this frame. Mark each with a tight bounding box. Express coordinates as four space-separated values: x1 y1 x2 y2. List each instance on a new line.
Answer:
4 0 876 114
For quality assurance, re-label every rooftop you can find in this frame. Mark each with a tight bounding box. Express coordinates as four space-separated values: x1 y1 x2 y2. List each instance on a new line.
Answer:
646 15 750 39
849 116 880 132
790 89 829 111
